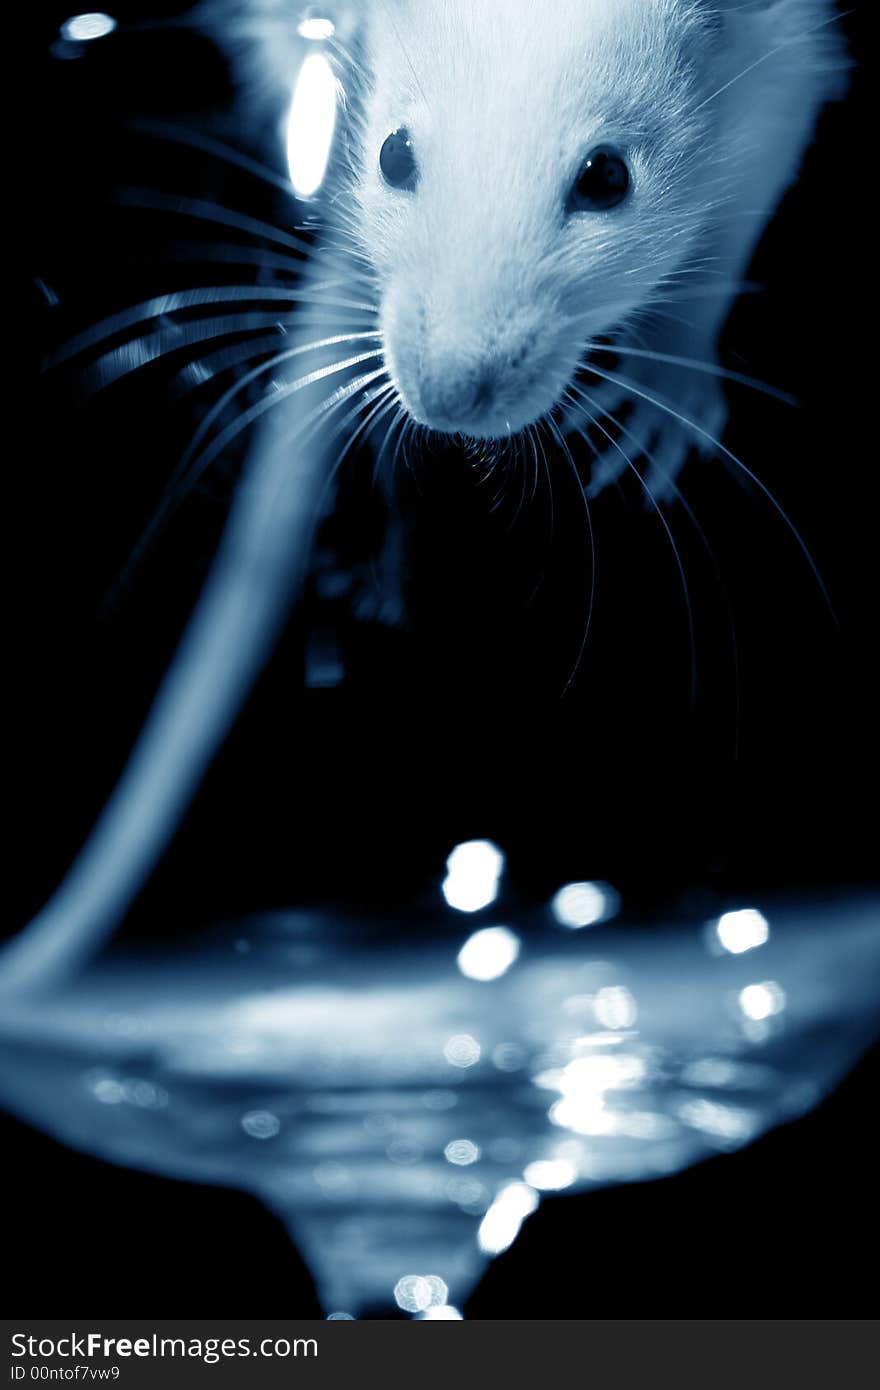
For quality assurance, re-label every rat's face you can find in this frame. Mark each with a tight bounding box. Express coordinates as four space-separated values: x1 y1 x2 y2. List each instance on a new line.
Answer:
354 0 723 439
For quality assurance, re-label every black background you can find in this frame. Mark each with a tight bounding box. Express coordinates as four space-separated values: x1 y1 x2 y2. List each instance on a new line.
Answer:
7 1 878 1316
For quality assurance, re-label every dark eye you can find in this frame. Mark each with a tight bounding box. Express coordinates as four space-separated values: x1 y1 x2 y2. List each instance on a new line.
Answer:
379 128 418 191
569 147 631 212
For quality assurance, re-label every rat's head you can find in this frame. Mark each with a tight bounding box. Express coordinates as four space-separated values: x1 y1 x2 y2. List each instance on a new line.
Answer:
353 0 726 439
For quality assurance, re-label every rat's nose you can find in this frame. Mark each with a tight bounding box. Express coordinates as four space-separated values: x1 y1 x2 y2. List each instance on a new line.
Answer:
419 362 495 431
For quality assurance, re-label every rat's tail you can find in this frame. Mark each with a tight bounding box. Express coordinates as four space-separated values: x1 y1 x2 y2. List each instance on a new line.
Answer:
1 380 334 999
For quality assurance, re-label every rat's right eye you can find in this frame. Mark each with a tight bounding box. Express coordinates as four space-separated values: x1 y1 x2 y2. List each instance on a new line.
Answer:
569 147 631 213
379 129 418 191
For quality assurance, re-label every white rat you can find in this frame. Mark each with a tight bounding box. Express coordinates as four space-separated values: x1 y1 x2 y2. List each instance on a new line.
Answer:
213 0 847 488
354 0 847 498
2 0 847 993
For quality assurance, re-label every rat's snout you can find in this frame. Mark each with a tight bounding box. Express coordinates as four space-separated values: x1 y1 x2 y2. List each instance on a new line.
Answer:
418 359 497 434
382 277 572 440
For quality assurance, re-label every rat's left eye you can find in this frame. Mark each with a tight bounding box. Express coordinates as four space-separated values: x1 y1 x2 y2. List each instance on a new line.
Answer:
379 128 418 191
569 147 631 212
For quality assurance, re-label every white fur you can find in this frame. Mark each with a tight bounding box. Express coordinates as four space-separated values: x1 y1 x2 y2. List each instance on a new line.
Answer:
203 0 847 454
351 0 847 445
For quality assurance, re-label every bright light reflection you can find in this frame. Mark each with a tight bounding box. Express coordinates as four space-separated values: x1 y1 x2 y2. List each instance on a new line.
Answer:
715 908 771 955
418 1306 463 1320
739 981 787 1022
61 12 117 41
677 1098 758 1143
536 1053 646 1094
298 14 335 40
443 1034 481 1068
594 985 638 1030
457 926 520 981
477 1183 540 1256
549 1094 617 1136
522 1159 577 1191
92 1077 124 1104
442 840 505 913
394 1274 448 1314
444 1139 481 1166
551 881 620 929
446 1176 488 1212
286 53 337 197
492 1043 526 1072
538 1052 646 1137
240 1109 281 1140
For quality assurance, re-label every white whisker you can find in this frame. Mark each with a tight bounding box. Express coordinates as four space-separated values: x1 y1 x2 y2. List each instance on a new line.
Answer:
581 364 836 621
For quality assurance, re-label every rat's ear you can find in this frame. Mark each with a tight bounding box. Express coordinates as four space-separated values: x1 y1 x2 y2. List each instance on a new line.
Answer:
194 2 366 121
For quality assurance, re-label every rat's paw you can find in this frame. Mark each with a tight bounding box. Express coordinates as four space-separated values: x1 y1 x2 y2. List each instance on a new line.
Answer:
558 379 630 438
643 379 728 502
351 574 409 629
585 366 728 503
583 397 657 498
350 511 410 630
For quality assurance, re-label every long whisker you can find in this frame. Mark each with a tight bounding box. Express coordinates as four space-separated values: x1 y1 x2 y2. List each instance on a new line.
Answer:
81 314 359 393
115 186 319 258
577 386 743 751
165 315 380 400
507 432 532 532
536 418 556 550
581 363 836 622
156 241 377 298
182 350 387 497
389 410 413 488
178 331 383 480
547 418 597 694
568 385 698 705
343 386 400 477
168 332 298 398
692 8 851 115
106 334 385 597
526 424 541 509
296 389 401 590
371 399 408 492
270 381 401 551
377 0 432 110
47 287 378 370
129 119 299 200
585 343 795 405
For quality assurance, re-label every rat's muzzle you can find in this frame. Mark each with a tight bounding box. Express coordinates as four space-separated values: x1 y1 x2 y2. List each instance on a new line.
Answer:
382 276 576 440
414 356 502 435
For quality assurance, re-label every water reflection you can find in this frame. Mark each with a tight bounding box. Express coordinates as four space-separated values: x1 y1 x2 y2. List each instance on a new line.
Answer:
478 1184 540 1256
739 981 787 1022
0 890 877 1316
712 908 771 956
551 882 620 930
458 927 520 982
442 841 505 914
60 13 117 43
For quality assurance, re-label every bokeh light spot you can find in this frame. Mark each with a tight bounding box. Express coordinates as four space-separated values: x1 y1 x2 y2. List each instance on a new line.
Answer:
715 908 771 955
739 981 787 1022
443 1034 481 1069
61 13 116 42
551 881 620 929
442 840 505 914
241 1109 281 1140
457 926 520 981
